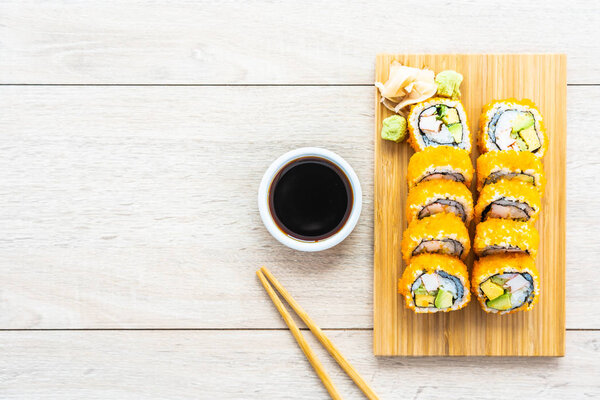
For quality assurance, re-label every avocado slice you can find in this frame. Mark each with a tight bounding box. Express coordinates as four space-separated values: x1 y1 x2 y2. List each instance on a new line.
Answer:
512 113 535 133
448 123 463 143
490 276 508 286
442 108 460 125
415 293 435 307
519 127 541 152
515 174 535 184
434 289 453 309
480 279 504 301
486 292 512 311
414 285 428 296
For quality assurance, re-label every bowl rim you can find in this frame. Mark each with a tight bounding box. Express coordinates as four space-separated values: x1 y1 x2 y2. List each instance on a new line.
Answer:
257 147 362 252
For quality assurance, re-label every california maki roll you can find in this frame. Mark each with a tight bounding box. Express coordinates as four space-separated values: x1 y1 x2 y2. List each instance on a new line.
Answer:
472 254 540 314
398 254 470 313
408 97 471 153
406 146 473 189
475 180 541 223
477 150 546 193
401 213 470 262
479 99 547 158
406 180 473 225
474 218 539 258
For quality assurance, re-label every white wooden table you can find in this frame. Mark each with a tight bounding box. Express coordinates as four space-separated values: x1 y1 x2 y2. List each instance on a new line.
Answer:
1 1 599 398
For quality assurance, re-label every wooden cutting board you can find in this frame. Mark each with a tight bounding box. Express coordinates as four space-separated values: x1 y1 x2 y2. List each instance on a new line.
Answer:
373 54 566 356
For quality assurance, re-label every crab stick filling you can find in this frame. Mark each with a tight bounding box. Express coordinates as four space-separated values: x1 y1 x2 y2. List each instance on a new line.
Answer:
418 199 466 222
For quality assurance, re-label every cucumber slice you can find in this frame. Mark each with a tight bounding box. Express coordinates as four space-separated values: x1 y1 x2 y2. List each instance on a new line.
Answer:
448 123 463 143
434 289 453 309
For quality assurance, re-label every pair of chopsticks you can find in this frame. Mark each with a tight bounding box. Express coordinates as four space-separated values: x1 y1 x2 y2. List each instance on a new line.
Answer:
257 267 378 400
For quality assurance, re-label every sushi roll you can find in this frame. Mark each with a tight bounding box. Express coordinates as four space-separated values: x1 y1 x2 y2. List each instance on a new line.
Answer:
473 218 539 258
406 146 474 189
401 213 470 262
407 97 471 153
477 150 546 193
406 179 474 225
479 98 547 158
474 180 541 223
472 254 540 314
398 253 470 313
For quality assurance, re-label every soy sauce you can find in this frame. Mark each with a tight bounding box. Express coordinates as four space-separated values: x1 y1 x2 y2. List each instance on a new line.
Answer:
268 157 353 241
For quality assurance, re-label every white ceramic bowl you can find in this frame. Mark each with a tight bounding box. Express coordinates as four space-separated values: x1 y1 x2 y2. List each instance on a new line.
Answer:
258 147 362 252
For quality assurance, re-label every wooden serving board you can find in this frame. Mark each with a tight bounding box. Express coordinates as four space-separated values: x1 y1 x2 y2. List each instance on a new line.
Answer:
373 54 566 356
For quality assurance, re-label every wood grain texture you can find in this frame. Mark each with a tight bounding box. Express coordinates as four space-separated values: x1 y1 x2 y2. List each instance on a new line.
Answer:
0 85 373 329
0 1 598 396
1 85 597 330
374 54 566 356
0 330 599 400
0 0 598 84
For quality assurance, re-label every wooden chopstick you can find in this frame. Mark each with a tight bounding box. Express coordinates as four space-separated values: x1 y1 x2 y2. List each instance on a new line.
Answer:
258 266 379 400
256 269 343 400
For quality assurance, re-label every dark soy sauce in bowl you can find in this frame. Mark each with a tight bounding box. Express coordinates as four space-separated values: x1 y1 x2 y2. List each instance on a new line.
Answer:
268 157 353 241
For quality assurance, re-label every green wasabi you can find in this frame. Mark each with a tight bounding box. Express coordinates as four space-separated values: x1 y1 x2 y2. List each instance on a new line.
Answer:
435 70 463 99
381 115 407 142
